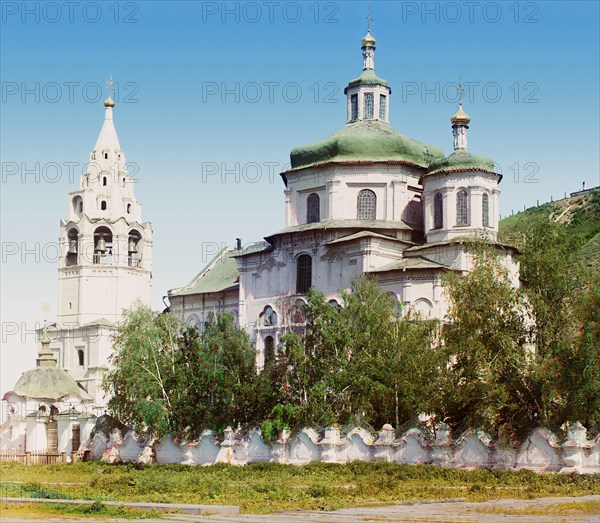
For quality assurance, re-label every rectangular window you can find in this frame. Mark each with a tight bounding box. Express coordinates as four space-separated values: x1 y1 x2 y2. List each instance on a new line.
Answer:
364 93 374 119
379 95 387 119
351 94 358 120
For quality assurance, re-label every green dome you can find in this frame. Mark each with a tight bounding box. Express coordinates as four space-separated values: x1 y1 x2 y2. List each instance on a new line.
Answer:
290 120 444 170
426 149 496 176
11 341 92 402
347 68 389 89
13 367 90 401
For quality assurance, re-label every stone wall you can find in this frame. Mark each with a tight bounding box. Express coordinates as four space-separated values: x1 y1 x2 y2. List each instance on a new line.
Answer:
87 422 599 474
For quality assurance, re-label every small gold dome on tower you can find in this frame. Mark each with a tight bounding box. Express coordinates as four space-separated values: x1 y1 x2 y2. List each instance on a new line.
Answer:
451 103 471 125
362 31 376 46
104 96 116 108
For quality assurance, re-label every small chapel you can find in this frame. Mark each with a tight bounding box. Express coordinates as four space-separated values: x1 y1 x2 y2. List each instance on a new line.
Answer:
168 29 520 365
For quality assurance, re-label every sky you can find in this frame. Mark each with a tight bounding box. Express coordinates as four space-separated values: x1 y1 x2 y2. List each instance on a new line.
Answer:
1 0 599 392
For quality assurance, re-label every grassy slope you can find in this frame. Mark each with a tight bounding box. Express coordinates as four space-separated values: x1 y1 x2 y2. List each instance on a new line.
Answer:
499 190 600 273
1 462 598 514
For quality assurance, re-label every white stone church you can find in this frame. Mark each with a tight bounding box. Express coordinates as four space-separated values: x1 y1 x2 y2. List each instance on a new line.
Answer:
168 30 520 366
2 28 520 430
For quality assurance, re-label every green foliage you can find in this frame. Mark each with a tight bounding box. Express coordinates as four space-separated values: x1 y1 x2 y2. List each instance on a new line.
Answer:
103 304 269 438
273 277 440 430
438 242 535 440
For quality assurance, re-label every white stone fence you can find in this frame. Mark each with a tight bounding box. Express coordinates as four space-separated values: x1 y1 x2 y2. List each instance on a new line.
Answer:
88 422 599 474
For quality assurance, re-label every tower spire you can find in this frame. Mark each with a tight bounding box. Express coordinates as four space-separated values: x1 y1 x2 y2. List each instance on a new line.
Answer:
361 8 376 70
94 75 121 153
450 77 471 150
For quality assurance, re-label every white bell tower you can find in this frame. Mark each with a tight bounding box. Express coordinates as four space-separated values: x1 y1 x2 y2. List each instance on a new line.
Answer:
51 79 152 406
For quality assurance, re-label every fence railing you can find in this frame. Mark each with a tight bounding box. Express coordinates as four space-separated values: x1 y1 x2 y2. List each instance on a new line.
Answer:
0 451 68 465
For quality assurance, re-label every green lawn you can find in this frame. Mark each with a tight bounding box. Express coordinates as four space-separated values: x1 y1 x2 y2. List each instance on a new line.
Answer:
1 462 598 514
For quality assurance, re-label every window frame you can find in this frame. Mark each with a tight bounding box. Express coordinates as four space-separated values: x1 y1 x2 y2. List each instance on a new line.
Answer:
482 192 490 227
456 189 469 226
296 254 312 294
434 192 443 229
364 92 374 119
357 189 376 220
306 193 320 223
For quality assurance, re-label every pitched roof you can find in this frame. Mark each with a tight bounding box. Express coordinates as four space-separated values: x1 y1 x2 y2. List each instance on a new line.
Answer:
265 219 414 241
326 230 416 246
368 256 449 273
169 248 240 297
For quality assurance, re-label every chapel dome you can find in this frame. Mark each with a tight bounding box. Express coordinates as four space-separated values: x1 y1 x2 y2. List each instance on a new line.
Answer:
425 149 496 177
11 338 92 402
13 367 90 401
346 68 389 89
290 119 444 170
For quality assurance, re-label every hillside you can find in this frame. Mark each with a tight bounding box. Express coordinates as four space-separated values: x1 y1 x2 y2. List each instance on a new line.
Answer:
499 189 600 274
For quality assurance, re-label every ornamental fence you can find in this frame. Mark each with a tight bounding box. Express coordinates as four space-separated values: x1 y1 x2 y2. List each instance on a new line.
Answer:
88 422 599 474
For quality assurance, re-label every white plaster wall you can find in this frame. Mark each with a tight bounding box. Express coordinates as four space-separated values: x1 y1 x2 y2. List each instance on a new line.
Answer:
87 424 600 474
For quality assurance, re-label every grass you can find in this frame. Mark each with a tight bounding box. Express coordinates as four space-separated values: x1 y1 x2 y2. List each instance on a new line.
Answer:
471 499 600 516
0 461 598 514
0 501 163 519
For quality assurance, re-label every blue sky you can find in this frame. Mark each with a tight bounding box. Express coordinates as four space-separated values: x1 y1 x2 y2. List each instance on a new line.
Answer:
1 0 599 390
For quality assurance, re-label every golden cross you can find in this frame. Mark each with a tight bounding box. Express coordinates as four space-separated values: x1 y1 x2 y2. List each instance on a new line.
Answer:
455 76 466 105
107 74 115 97
365 5 373 33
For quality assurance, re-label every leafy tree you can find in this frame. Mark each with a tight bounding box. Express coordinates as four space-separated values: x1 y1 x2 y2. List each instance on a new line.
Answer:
274 277 440 430
103 304 268 438
501 215 599 432
103 303 183 437
438 243 535 441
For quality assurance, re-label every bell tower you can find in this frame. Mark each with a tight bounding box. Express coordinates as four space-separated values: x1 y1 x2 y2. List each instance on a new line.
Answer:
52 80 152 405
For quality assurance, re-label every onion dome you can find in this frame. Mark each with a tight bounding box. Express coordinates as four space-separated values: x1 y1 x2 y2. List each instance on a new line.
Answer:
104 96 116 108
362 31 376 46
450 103 471 125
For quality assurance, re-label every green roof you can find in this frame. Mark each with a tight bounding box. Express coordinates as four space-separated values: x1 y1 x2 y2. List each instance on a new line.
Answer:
265 219 415 241
170 248 239 297
11 342 92 402
425 149 496 177
327 230 415 246
346 68 389 89
369 256 449 273
290 120 444 171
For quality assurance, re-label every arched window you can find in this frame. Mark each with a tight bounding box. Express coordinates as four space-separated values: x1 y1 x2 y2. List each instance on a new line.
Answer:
100 200 107 211
434 193 443 229
128 230 142 267
291 298 306 323
357 189 376 220
126 203 132 214
77 349 84 366
306 193 320 223
328 299 341 312
93 226 113 264
264 336 274 358
261 306 277 327
351 94 358 120
72 196 83 214
364 92 374 119
482 193 490 227
102 176 107 186
456 189 469 226
296 254 312 294
66 228 79 266
379 95 387 119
